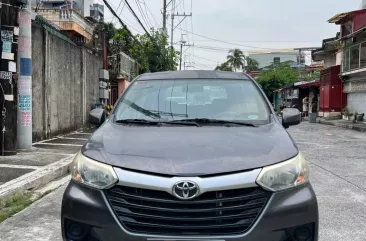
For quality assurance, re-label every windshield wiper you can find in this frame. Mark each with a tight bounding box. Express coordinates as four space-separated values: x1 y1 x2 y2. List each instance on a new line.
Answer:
116 119 161 125
116 119 200 127
175 118 257 127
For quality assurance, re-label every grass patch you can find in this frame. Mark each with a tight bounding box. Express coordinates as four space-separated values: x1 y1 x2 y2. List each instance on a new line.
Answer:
0 189 55 223
0 193 34 223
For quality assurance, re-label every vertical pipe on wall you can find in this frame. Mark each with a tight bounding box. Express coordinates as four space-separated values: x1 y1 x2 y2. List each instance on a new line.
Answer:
17 0 32 149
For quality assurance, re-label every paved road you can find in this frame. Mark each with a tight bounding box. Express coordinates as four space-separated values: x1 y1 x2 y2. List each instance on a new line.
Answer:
0 129 93 185
1 122 366 241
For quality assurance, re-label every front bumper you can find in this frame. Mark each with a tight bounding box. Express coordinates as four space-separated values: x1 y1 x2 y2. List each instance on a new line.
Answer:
61 180 318 241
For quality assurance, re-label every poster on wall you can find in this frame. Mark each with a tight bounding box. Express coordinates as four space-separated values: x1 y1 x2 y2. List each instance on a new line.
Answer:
1 30 13 42
19 94 31 111
21 111 32 126
2 41 12 53
2 52 14 60
18 76 31 94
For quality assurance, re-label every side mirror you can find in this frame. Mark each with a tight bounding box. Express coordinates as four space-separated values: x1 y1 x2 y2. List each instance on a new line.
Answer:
89 108 106 126
282 108 301 128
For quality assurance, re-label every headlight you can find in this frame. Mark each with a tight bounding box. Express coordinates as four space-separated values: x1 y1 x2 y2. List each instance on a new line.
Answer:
70 152 118 189
256 152 309 192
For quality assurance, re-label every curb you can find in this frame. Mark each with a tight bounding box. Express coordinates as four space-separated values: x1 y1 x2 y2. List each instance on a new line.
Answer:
318 119 366 132
0 154 75 202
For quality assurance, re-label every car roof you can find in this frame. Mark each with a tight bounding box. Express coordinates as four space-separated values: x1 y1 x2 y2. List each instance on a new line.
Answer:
137 70 250 81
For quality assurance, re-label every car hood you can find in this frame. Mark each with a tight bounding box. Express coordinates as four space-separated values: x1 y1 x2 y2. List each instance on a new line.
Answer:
82 120 298 176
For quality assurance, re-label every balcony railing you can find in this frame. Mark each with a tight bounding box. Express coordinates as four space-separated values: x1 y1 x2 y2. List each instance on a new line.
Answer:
342 41 366 73
37 9 95 40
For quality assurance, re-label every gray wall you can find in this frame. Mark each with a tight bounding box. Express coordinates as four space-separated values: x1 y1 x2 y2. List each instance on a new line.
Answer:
32 24 102 141
347 92 366 115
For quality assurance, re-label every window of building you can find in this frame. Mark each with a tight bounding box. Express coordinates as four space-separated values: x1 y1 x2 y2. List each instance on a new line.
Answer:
360 42 366 68
341 21 352 37
350 45 360 70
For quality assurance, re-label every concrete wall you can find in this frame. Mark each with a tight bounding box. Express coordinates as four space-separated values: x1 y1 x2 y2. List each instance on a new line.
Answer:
32 24 102 141
323 53 337 68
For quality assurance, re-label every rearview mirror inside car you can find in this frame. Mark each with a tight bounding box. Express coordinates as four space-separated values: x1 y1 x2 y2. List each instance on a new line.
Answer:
282 108 301 129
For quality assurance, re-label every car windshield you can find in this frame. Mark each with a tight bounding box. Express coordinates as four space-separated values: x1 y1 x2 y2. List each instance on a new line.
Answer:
114 79 270 125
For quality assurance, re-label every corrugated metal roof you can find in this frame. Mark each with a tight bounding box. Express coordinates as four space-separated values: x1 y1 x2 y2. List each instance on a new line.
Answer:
328 12 350 23
328 9 366 24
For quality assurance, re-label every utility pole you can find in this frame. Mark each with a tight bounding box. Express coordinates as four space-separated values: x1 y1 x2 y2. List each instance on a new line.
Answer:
162 0 167 33
179 34 191 71
17 0 32 149
170 0 192 49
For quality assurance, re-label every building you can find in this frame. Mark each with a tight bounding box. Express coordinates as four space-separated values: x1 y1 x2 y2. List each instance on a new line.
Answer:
248 49 301 69
312 33 345 117
31 0 98 42
328 9 366 116
90 4 104 22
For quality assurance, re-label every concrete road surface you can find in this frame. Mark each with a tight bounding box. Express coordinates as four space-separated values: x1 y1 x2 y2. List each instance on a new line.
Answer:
1 122 366 241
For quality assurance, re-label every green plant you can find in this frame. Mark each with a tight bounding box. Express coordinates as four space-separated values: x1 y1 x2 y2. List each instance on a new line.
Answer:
343 106 350 116
334 40 344 50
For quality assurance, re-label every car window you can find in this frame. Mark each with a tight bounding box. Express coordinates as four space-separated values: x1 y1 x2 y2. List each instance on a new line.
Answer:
114 79 269 124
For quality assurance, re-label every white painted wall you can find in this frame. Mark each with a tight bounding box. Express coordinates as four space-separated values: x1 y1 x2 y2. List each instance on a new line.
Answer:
336 51 342 66
347 92 366 114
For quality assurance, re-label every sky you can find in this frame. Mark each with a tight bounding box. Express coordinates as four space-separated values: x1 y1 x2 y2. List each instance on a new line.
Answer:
99 0 362 70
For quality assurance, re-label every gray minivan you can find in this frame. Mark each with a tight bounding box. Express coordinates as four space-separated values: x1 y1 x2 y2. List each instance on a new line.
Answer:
62 71 318 241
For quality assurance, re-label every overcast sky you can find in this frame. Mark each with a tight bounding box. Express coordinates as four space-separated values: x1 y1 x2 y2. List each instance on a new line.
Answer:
100 0 361 69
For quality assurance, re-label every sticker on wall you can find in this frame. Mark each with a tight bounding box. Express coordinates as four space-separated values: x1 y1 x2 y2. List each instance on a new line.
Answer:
14 27 19 36
21 111 32 126
0 71 12 80
2 41 12 53
1 30 13 42
20 58 32 76
4 95 14 101
8 61 16 72
2 52 14 60
18 76 31 94
19 94 31 111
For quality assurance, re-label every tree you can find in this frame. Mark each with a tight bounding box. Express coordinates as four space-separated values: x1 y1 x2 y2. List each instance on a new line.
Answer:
215 61 233 71
129 29 179 73
256 62 298 100
227 49 245 72
245 57 259 72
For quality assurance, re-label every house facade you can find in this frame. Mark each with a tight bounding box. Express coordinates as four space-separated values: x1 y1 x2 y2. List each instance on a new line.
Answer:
312 33 345 117
328 9 366 115
31 0 98 42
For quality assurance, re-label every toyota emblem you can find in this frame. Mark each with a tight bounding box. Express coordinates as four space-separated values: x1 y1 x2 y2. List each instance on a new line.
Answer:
173 181 199 200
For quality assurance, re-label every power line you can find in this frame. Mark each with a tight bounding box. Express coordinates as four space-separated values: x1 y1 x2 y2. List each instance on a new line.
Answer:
192 40 317 43
124 0 152 37
186 53 218 63
140 0 159 27
135 0 152 30
112 0 125 23
169 24 285 50
102 0 143 47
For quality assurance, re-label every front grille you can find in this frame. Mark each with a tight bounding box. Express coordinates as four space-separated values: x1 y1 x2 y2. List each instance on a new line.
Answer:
105 185 271 235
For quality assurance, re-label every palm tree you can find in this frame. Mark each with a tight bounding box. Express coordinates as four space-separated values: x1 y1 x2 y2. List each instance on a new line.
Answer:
226 49 245 72
214 61 233 71
245 57 259 72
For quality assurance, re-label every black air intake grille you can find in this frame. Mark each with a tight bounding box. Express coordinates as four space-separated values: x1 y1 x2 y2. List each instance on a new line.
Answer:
105 185 271 235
